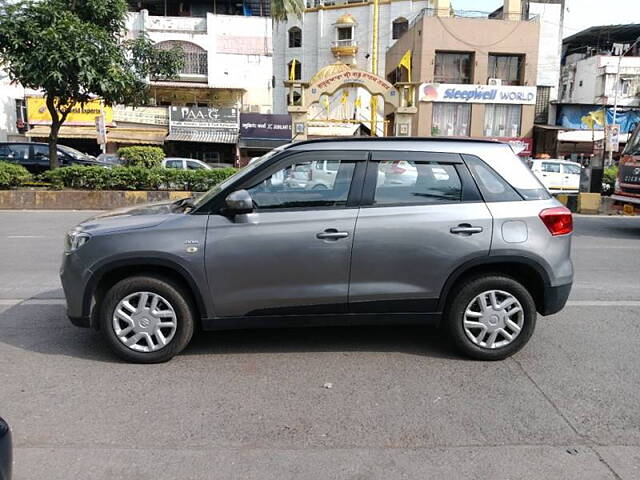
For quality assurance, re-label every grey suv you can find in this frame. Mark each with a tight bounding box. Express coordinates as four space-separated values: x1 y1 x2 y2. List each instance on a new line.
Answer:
61 138 573 363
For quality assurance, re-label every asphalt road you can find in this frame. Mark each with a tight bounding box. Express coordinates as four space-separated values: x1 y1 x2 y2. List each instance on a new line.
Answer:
1 211 639 479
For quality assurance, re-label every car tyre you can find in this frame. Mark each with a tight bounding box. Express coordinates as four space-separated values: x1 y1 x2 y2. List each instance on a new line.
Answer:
445 275 536 361
99 275 195 363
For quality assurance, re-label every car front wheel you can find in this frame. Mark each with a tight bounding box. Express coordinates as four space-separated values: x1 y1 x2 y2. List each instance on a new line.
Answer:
99 275 195 363
446 275 537 360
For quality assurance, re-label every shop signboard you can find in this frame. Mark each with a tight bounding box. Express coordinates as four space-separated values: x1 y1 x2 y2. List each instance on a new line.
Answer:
419 83 537 105
27 96 113 125
240 113 291 140
169 106 238 134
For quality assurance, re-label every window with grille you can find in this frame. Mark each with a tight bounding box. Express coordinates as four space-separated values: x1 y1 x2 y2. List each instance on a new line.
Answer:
392 18 408 40
535 86 550 124
488 54 524 85
157 41 207 76
288 27 302 48
434 52 473 84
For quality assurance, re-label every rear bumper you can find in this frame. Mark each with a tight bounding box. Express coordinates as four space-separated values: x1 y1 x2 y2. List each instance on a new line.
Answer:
540 283 572 316
611 194 640 205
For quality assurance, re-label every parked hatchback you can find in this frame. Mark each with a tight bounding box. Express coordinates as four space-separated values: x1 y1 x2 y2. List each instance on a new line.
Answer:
61 138 573 363
531 159 582 193
0 142 102 174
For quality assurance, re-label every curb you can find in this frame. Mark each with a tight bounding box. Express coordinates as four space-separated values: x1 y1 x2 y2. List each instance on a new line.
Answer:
0 190 193 210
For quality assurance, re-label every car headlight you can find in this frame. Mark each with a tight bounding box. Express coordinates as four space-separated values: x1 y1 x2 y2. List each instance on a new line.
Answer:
65 229 91 252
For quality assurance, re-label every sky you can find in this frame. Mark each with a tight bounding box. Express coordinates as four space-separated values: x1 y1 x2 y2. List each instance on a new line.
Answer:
451 0 639 37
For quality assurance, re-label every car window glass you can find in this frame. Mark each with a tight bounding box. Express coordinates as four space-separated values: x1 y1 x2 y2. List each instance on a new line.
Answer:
374 161 462 205
32 145 50 164
7 145 29 160
0 145 8 157
465 156 522 202
187 160 205 170
246 159 355 209
563 164 581 175
165 160 182 169
541 162 561 173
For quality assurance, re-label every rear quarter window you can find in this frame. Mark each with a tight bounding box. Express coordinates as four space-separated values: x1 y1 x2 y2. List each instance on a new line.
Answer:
464 154 550 201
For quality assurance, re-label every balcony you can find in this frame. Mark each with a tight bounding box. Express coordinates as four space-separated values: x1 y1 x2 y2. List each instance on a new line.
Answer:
331 39 358 58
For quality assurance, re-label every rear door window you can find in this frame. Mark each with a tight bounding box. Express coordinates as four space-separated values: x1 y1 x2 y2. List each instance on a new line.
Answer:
187 160 206 170
32 145 50 165
374 161 463 205
562 164 581 175
541 162 561 173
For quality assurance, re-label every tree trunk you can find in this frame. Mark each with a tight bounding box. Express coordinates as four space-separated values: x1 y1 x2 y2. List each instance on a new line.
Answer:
48 120 61 170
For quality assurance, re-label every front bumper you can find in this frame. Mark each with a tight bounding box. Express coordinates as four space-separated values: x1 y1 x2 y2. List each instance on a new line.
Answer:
540 283 572 316
60 252 93 328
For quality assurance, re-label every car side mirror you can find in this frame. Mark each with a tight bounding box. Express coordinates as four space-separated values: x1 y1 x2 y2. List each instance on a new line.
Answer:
225 189 254 215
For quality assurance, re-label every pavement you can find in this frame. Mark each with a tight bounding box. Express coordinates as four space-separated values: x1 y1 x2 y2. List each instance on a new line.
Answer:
0 210 639 479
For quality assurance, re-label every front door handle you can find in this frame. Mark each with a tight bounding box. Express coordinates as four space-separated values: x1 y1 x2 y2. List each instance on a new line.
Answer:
450 224 483 235
316 228 349 240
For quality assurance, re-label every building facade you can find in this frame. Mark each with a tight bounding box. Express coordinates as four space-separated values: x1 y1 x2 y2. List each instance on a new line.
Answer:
272 0 432 135
537 24 640 158
387 0 540 155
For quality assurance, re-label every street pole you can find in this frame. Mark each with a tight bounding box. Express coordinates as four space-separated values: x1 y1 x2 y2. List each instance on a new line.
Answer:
369 0 379 136
608 52 622 166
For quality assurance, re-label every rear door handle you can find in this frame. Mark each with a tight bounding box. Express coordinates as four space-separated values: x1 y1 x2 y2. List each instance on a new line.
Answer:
316 228 349 240
450 224 483 235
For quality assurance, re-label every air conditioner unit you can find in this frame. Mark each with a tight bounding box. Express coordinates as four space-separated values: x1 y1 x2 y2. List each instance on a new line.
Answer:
488 78 502 86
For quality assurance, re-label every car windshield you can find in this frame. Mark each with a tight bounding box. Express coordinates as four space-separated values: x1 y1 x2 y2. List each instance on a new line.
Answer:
191 146 286 210
59 145 90 160
623 126 640 155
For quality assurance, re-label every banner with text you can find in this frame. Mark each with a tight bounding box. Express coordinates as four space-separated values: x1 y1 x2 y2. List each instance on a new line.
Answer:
27 97 113 126
240 113 292 140
419 84 537 105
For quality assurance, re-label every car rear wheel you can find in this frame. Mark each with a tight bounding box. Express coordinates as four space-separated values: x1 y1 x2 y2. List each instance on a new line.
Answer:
445 275 536 360
99 275 195 363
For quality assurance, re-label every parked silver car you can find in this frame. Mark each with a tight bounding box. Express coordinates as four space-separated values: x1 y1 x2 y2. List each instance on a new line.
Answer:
61 138 573 363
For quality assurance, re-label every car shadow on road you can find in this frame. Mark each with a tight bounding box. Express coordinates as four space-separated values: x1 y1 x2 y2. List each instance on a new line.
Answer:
0 292 460 362
183 325 459 360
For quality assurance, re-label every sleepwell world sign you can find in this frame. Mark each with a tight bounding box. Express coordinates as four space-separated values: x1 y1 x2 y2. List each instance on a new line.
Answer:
419 83 537 105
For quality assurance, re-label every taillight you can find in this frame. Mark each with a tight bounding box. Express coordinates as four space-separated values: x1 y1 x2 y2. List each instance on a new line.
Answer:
539 206 573 236
390 161 406 174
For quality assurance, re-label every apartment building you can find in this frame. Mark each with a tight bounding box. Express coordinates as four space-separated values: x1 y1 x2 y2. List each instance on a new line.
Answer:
387 0 540 156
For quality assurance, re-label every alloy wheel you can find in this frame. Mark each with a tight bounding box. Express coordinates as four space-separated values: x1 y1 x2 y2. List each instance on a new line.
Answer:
463 289 524 349
112 291 178 353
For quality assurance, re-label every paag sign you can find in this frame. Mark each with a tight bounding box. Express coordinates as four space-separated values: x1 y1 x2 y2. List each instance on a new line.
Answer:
169 106 238 131
420 84 537 105
27 97 113 125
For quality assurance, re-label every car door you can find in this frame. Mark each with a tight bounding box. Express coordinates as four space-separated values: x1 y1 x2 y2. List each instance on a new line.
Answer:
31 145 51 173
539 161 563 192
561 163 581 192
205 150 367 317
348 151 492 312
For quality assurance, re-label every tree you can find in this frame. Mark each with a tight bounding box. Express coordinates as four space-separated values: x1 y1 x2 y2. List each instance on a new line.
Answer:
270 0 304 22
0 0 184 169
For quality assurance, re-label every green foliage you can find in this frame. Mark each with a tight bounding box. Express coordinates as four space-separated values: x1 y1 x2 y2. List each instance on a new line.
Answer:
0 162 32 189
603 165 618 196
271 0 304 21
0 0 184 167
117 146 165 168
40 166 237 191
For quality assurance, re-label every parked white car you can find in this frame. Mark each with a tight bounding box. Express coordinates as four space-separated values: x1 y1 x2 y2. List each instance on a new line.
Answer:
162 158 212 171
531 159 582 193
